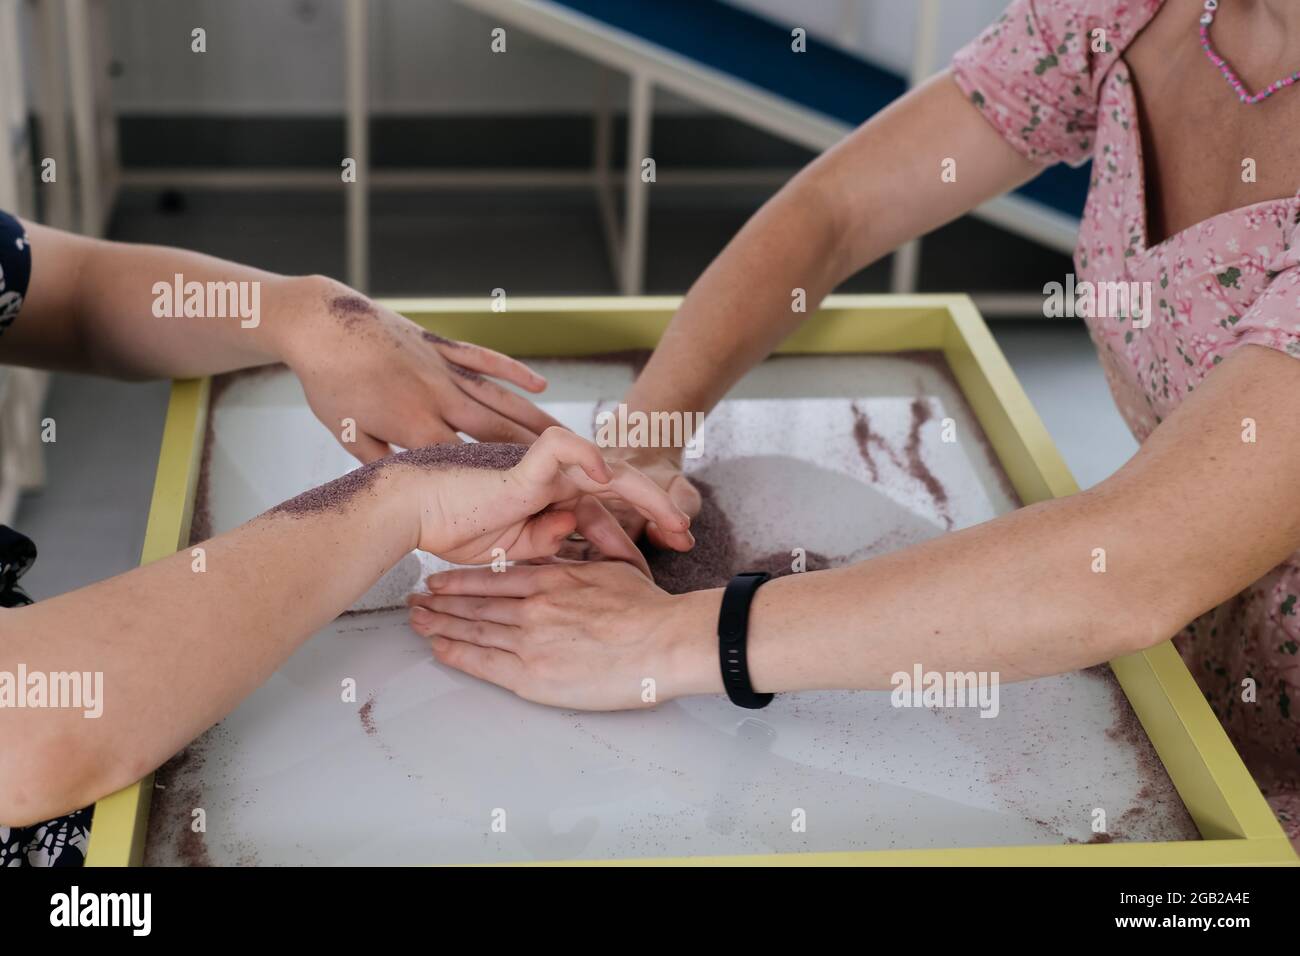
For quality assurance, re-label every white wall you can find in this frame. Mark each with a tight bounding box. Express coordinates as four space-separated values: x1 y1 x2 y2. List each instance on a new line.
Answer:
106 0 625 115
100 0 1009 116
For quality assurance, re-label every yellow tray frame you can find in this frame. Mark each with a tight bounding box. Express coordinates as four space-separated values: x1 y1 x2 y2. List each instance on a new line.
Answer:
86 294 1297 867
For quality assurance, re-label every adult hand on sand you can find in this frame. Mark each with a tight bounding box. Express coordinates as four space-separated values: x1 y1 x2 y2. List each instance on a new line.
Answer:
407 559 718 710
279 279 564 462
392 428 694 572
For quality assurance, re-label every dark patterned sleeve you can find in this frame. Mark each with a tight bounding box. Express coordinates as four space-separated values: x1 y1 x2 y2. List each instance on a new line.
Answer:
0 524 93 867
0 210 32 337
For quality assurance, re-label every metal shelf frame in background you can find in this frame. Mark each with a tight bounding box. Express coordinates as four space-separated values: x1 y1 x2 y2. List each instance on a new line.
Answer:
36 0 1070 316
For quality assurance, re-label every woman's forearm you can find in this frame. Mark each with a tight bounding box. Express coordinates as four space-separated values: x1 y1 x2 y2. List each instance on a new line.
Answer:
665 346 1300 697
0 465 417 825
668 485 1167 697
624 176 849 423
624 73 1041 426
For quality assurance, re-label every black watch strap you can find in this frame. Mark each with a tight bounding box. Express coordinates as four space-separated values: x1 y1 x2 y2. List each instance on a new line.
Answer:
718 572 774 710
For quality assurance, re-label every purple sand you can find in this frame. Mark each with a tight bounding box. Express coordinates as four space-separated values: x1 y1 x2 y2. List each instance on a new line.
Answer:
267 442 527 518
421 330 461 348
359 694 378 736
446 361 484 384
850 400 904 482
189 363 288 544
328 294 377 326
850 402 880 482
905 398 952 523
847 396 951 527
148 740 213 866
640 480 738 594
640 480 830 594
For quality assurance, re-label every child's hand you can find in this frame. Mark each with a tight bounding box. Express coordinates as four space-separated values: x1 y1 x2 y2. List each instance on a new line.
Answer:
401 428 693 572
280 279 563 460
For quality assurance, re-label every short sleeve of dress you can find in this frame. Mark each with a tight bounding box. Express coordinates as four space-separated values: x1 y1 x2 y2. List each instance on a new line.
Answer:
0 211 32 337
951 0 1154 168
1231 240 1300 360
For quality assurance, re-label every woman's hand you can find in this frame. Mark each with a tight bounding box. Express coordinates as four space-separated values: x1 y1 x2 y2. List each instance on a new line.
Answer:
407 560 722 710
278 277 563 461
397 428 694 573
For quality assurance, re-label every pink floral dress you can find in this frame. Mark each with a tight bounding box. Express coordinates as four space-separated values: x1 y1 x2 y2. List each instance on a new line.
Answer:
953 0 1300 841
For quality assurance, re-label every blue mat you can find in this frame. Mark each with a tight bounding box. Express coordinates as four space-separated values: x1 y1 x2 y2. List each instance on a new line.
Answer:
552 0 1088 220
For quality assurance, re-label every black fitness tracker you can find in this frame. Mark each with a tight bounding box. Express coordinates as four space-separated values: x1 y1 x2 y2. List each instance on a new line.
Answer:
718 571 774 709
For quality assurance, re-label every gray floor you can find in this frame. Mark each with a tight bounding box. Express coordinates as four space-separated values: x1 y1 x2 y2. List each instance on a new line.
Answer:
13 187 1137 601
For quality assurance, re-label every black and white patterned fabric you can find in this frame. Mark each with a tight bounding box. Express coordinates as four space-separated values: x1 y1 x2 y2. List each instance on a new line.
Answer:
0 216 82 864
0 526 92 867
0 210 30 336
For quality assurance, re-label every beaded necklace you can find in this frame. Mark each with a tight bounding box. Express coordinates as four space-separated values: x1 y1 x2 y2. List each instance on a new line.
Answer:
1199 0 1300 104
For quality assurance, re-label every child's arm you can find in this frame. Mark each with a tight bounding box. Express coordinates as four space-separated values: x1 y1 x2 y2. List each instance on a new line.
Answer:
0 429 688 825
